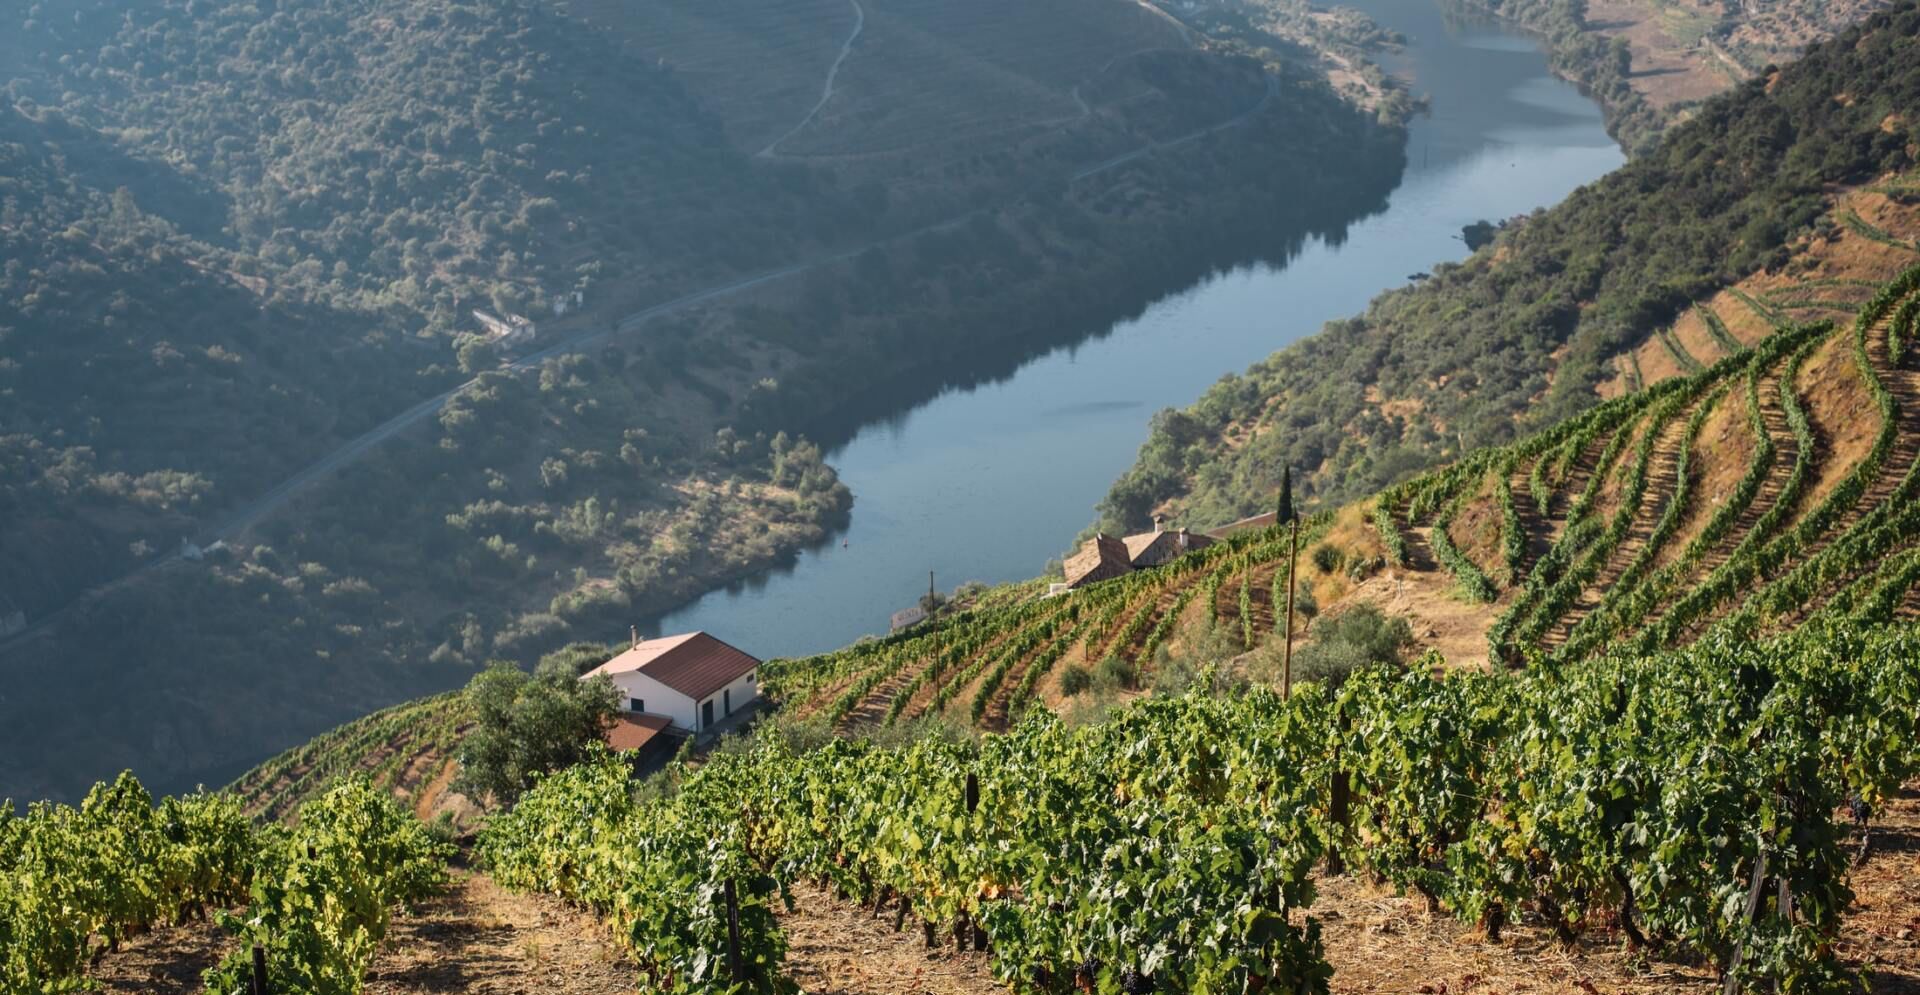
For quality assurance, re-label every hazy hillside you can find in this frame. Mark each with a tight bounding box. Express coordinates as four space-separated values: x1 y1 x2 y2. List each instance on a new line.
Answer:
1457 0 1896 152
1098 2 1920 535
235 256 1920 823
0 0 1407 801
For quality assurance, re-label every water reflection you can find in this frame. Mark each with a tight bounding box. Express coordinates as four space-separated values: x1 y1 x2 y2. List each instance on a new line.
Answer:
649 0 1626 660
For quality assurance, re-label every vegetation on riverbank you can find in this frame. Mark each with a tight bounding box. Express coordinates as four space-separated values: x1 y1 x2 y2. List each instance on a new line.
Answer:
1098 3 1920 535
0 0 1405 803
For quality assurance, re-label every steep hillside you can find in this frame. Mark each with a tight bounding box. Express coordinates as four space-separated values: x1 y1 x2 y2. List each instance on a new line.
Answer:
764 263 1920 718
1098 2 1920 536
1459 0 1895 152
225 693 470 826
0 0 1406 801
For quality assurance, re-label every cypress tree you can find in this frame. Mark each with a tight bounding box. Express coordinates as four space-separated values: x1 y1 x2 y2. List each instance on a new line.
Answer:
1276 466 1296 525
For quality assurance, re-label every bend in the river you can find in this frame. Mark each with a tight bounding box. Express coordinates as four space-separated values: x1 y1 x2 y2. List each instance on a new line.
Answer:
650 0 1626 660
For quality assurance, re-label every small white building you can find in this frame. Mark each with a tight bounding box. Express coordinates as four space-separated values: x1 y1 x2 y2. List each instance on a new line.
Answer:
582 630 760 735
472 308 537 346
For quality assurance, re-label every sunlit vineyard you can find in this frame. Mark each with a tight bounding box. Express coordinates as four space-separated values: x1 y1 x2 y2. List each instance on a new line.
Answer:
488 624 1920 995
1383 263 1920 665
760 514 1330 731
762 265 1920 719
0 774 448 993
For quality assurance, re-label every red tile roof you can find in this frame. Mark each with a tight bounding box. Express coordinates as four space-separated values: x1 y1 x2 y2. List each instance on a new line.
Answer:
583 631 761 701
606 713 673 752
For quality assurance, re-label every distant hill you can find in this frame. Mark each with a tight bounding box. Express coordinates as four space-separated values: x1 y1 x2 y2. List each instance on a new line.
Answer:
0 0 1406 801
1098 2 1920 537
1456 0 1895 152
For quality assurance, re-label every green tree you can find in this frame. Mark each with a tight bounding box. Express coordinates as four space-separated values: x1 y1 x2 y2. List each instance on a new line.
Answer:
1276 465 1296 525
455 662 620 805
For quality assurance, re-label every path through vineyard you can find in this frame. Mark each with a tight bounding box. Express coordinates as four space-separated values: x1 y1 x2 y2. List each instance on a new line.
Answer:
362 869 641 995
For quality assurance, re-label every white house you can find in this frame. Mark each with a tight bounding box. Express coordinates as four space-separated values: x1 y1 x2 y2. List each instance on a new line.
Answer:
582 630 761 735
472 308 537 345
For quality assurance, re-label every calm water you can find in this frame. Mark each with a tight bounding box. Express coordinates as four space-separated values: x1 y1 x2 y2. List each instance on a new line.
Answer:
653 0 1624 660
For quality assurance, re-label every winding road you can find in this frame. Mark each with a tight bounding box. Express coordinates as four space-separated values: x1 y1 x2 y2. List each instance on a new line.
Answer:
0 53 1276 657
758 0 866 158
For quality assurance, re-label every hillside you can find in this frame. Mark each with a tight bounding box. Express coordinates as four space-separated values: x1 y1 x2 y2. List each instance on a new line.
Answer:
0 0 1408 801
238 258 1920 816
1460 0 1895 152
1097 2 1920 538
753 260 1920 723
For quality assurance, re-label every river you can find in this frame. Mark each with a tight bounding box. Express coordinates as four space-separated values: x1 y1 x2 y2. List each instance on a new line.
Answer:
651 0 1625 660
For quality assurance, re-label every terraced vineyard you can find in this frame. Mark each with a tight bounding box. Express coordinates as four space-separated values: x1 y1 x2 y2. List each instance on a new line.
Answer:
227 694 467 823
1374 263 1920 665
765 264 1920 717
762 515 1331 728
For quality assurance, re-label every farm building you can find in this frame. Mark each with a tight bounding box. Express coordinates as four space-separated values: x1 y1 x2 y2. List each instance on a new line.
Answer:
1061 516 1216 589
582 630 761 735
472 308 537 345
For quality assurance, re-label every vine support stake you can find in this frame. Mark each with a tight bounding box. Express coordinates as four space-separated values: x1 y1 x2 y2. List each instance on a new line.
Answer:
250 944 268 995
964 770 979 814
724 877 746 986
1722 846 1770 995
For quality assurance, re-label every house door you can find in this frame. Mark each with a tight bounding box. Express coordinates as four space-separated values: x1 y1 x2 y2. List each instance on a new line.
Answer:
724 689 732 715
702 700 715 729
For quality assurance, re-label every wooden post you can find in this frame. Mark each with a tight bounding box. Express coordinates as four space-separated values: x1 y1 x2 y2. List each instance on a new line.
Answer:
1282 518 1299 698
1723 848 1770 995
250 944 268 995
1327 768 1350 875
964 769 983 950
724 877 745 986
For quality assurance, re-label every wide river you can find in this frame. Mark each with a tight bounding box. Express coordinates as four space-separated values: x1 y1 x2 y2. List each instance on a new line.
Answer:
653 0 1624 660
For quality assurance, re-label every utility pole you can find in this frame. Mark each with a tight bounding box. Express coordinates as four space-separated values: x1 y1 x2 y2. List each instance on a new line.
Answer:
1283 517 1298 698
1277 466 1298 698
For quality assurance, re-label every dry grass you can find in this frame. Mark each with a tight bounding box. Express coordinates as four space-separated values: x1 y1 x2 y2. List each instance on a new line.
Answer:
1597 181 1920 399
1794 329 1879 514
1653 385 1753 569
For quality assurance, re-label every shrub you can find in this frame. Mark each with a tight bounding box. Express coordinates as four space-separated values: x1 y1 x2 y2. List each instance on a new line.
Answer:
1290 604 1413 690
1094 654 1137 692
1311 543 1345 574
1059 663 1094 696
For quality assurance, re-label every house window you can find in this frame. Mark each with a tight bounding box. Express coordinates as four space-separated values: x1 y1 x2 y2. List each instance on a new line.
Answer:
746 673 755 684
630 698 644 713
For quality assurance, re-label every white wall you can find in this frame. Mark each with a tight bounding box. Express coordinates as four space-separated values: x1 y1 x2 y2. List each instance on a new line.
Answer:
701 670 759 727
602 666 759 733
604 670 696 731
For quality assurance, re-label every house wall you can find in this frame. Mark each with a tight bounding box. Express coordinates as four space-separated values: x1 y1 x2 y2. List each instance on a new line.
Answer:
695 670 759 728
602 666 759 732
604 671 697 731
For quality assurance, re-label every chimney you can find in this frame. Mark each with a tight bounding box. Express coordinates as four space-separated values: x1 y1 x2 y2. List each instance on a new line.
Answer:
1153 514 1165 534
630 625 639 651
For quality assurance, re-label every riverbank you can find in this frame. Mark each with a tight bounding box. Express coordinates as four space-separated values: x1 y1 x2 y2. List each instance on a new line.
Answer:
652 0 1623 660
0 19 1410 803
